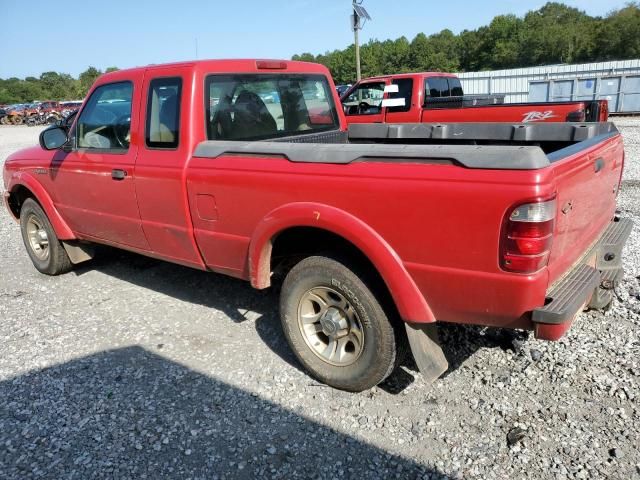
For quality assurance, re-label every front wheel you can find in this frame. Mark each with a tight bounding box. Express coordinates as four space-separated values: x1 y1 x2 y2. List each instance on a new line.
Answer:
19 198 73 275
280 256 397 392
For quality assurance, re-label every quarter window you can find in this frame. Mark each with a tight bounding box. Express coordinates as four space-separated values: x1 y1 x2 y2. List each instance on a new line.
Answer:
425 77 449 98
449 78 463 96
146 77 182 149
77 81 133 151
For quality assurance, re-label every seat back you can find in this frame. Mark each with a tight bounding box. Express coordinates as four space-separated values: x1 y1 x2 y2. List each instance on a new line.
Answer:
231 90 277 139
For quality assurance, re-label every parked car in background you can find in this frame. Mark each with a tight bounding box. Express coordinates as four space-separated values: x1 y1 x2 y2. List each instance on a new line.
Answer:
341 72 610 125
3 59 631 392
335 84 351 97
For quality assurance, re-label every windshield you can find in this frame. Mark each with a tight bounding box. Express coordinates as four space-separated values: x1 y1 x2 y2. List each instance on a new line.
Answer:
205 74 340 141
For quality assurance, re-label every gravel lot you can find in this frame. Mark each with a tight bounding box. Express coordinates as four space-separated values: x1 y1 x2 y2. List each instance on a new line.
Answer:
0 122 639 479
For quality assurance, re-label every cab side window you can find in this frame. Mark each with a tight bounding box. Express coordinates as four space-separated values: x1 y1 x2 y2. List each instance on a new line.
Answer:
77 82 133 151
343 82 385 115
449 78 464 96
146 77 182 149
424 77 450 98
387 78 413 113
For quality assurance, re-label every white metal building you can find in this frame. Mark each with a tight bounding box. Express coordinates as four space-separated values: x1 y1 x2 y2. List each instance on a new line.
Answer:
457 59 640 113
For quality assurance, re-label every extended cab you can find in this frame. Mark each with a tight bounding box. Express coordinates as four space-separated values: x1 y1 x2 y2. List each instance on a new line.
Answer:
341 72 609 125
3 60 631 391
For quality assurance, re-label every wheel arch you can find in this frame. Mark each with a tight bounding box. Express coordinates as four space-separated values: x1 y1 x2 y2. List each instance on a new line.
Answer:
6 175 75 240
248 202 435 323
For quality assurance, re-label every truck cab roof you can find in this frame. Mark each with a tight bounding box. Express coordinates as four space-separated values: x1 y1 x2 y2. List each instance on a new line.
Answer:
98 59 333 81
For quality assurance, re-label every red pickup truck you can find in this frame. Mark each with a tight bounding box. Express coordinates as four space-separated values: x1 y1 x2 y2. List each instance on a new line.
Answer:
341 72 609 125
3 59 631 392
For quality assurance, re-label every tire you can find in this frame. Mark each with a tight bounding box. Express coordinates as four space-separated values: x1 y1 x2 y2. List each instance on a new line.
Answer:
12 115 24 125
280 255 397 392
19 198 73 275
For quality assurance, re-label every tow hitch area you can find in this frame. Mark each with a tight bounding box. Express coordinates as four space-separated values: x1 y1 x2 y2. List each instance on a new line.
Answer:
533 217 632 341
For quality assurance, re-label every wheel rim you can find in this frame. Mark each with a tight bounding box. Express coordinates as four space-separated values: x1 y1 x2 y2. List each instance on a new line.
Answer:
297 286 365 366
26 214 49 261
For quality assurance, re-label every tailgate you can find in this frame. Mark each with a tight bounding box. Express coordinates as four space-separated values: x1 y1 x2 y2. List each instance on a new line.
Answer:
546 132 624 284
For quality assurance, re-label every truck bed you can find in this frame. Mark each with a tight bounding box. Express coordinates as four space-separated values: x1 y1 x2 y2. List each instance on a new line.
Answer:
190 121 623 331
193 122 619 168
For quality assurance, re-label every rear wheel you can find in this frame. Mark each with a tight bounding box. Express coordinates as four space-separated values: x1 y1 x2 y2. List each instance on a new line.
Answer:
280 256 397 392
19 198 72 275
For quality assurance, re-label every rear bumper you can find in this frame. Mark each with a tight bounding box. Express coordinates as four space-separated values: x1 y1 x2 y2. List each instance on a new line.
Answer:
533 217 633 340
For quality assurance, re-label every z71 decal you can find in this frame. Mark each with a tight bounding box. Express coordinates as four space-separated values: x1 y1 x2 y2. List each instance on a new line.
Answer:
522 111 558 123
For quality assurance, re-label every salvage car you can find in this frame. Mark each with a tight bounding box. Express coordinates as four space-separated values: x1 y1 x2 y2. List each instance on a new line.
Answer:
2 59 631 391
341 72 610 125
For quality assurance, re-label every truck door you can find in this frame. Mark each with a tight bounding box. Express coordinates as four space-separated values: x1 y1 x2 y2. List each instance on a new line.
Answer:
383 78 417 123
51 76 149 250
134 67 205 268
341 81 387 124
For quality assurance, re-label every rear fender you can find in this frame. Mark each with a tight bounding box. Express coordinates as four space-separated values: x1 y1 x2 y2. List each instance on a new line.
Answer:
6 172 75 240
249 202 435 323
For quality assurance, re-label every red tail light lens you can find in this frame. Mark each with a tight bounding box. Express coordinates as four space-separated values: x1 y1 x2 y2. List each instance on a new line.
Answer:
501 199 556 273
600 101 609 121
256 60 287 70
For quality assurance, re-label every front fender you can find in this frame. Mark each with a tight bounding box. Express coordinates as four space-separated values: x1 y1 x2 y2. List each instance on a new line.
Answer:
249 202 435 323
6 171 75 240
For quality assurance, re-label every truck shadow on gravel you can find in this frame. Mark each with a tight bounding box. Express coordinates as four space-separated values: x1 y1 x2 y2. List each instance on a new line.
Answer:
0 346 445 479
76 247 526 395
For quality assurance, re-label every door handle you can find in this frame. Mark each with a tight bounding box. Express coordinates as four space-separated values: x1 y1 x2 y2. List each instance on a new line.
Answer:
112 169 127 180
594 158 604 173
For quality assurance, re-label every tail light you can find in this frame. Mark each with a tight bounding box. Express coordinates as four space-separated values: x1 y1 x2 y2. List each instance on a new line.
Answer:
256 60 287 70
599 101 609 121
566 109 586 122
501 198 556 273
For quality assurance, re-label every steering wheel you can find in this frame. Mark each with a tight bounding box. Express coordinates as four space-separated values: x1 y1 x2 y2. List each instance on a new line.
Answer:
113 114 131 148
358 102 370 114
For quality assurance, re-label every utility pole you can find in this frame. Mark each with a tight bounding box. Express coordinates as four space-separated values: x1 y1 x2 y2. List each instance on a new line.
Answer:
351 1 371 82
354 20 361 81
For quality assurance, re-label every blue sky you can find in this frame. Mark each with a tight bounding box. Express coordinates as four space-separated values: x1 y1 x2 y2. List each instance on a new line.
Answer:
0 0 629 79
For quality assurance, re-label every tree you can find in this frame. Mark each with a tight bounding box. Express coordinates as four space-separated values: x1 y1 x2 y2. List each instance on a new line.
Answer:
293 2 639 75
520 3 596 65
77 67 102 98
595 2 640 60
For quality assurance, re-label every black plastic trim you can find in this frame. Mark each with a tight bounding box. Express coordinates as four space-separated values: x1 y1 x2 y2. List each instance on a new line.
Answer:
532 217 633 325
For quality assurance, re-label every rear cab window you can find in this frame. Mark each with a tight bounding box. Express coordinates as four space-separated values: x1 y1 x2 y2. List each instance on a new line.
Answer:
424 77 450 99
424 76 464 107
449 77 463 96
206 74 339 140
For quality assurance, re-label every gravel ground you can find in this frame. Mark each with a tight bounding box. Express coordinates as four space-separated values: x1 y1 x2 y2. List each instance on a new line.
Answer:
0 122 639 479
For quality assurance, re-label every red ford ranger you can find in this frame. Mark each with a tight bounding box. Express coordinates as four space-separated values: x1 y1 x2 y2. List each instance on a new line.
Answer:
2 59 631 392
341 72 609 126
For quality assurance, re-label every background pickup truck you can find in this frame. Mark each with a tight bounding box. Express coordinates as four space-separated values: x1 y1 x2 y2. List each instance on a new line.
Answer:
341 72 609 125
3 59 631 392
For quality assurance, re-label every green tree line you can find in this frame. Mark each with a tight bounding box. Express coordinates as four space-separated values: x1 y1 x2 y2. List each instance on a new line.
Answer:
0 66 118 104
3 2 638 102
293 2 640 84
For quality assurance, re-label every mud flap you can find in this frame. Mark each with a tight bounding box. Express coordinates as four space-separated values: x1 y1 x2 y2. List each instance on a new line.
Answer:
405 323 449 383
62 241 95 264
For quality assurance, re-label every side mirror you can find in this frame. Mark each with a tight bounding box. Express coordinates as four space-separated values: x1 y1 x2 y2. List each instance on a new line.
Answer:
39 126 68 150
